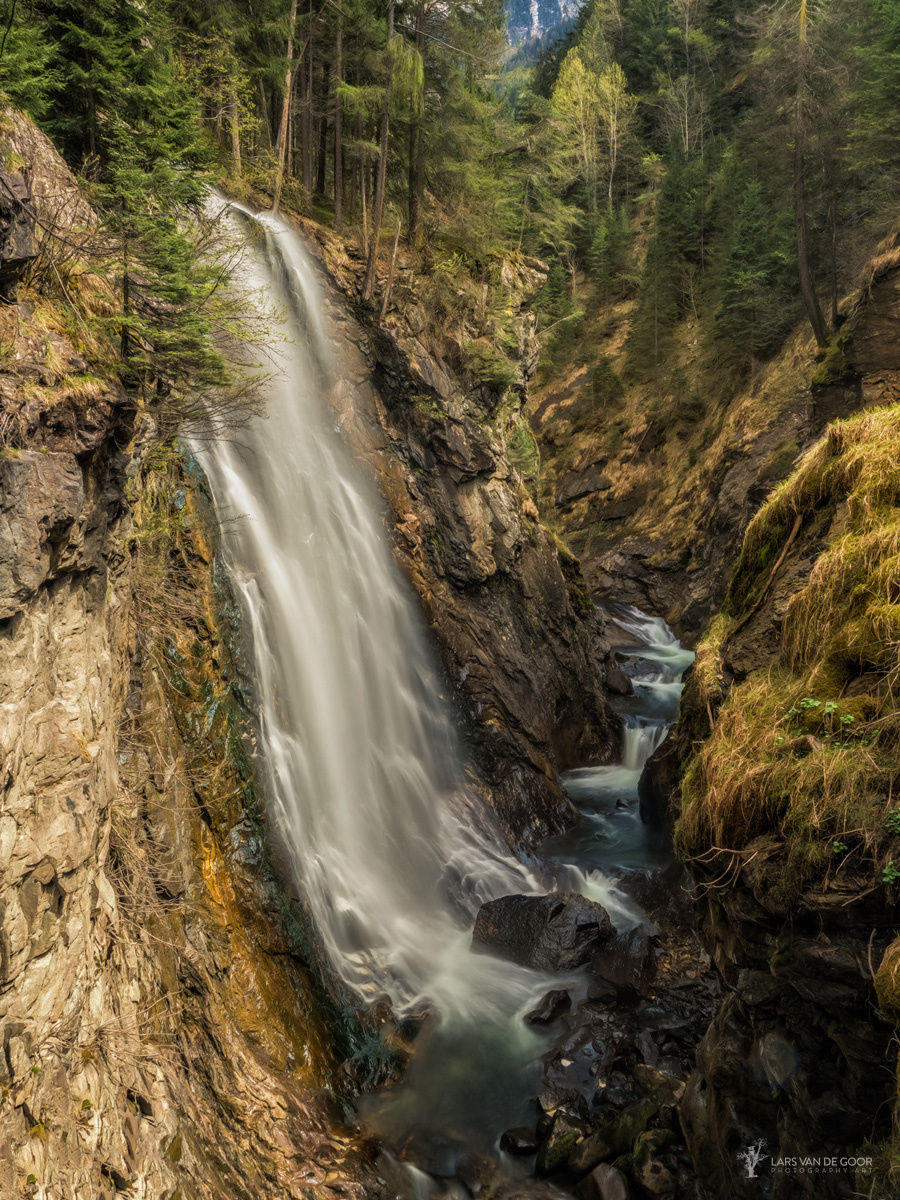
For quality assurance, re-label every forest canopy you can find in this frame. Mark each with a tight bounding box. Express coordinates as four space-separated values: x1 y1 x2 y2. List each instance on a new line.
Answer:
1 0 897 379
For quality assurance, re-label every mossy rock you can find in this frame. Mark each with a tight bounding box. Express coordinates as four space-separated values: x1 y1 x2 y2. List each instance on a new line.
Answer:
810 328 856 387
536 1111 587 1175
461 338 520 395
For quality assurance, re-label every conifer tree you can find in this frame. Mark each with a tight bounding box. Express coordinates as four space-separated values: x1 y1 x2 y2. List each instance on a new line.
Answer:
713 181 797 370
0 1 58 119
40 0 226 414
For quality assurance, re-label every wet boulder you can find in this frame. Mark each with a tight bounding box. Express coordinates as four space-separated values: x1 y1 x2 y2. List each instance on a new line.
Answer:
536 1110 588 1175
575 1163 629 1200
637 739 678 827
590 928 658 997
500 1126 540 1156
525 988 571 1027
456 1151 497 1197
568 1131 612 1174
603 652 634 697
473 893 614 972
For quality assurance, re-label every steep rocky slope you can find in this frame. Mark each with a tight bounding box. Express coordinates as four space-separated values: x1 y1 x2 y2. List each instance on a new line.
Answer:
666 397 900 1196
529 237 900 642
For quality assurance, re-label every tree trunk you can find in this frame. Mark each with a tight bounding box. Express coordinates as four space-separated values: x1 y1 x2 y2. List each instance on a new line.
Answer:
380 219 402 320
258 79 273 149
363 0 395 302
302 0 314 193
334 21 343 227
316 61 329 195
407 0 426 246
793 3 828 347
273 0 299 213
229 83 242 177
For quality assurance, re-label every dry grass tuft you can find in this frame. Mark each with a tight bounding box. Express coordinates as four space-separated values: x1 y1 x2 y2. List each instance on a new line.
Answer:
677 405 900 895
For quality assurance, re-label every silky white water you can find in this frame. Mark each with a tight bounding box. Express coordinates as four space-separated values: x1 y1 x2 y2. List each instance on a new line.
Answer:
193 203 636 1066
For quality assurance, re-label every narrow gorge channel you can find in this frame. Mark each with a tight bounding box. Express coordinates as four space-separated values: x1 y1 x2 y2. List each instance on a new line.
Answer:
198 202 699 1192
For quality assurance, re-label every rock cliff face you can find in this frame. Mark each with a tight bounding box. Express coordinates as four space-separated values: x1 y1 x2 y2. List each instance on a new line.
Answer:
294 217 621 846
506 0 584 44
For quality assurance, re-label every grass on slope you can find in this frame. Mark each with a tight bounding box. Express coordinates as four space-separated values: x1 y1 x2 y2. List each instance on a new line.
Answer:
677 405 900 896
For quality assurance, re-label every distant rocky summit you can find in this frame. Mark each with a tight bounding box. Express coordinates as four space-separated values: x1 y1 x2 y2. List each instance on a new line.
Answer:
506 0 583 45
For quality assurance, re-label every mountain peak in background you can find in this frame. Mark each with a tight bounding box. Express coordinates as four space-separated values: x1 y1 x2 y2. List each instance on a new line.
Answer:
507 0 583 45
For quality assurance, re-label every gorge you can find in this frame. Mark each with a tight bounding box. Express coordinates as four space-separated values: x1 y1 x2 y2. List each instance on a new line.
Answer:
0 2 898 1198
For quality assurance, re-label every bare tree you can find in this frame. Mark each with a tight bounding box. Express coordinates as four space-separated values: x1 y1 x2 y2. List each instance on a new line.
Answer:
793 0 828 345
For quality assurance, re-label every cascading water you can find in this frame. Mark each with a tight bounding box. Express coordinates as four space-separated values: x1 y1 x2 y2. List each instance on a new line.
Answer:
193 199 692 1165
194 202 549 1021
542 604 694 875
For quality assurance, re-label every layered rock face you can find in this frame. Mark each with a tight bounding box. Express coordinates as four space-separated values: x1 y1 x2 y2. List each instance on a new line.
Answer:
0 111 385 1200
297 220 621 846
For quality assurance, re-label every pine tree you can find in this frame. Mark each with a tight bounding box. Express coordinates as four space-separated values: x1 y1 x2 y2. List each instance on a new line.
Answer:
713 180 798 369
0 3 58 119
41 0 226 414
588 204 632 297
540 256 570 320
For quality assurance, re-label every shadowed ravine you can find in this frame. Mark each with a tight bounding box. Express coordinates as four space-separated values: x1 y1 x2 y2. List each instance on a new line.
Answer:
195 203 693 1176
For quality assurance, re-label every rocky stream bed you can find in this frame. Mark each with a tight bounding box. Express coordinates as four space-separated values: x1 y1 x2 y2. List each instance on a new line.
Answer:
354 608 721 1200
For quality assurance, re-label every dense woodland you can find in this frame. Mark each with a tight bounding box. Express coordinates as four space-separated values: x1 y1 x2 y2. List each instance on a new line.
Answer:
0 0 897 399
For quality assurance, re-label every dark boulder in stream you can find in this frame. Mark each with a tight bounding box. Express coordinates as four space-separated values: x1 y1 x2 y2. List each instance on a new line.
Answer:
637 737 679 826
472 892 613 971
525 988 572 1026
602 651 634 697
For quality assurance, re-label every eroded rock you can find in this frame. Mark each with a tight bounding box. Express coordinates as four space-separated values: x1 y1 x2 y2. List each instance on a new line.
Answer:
0 169 35 298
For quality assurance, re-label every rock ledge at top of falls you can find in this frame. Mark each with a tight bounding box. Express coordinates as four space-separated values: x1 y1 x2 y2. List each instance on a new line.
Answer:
472 892 614 972
287 212 621 848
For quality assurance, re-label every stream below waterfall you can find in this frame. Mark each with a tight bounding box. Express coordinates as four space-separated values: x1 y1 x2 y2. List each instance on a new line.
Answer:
196 201 695 1189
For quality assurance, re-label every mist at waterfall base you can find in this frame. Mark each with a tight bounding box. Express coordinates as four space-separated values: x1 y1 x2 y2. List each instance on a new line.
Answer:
194 201 692 1167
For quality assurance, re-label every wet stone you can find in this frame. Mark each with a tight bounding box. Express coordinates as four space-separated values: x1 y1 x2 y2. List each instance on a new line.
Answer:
525 988 572 1027
590 928 658 997
535 1110 588 1176
575 1162 630 1200
567 1130 612 1174
456 1151 497 1197
473 892 614 972
499 1125 539 1156
603 652 634 697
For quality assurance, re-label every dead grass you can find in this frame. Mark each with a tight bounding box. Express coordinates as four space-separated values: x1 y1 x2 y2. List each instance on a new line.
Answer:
676 405 900 895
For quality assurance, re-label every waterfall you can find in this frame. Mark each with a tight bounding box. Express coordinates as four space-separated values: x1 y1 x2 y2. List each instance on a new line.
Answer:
622 718 668 771
192 202 551 1018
